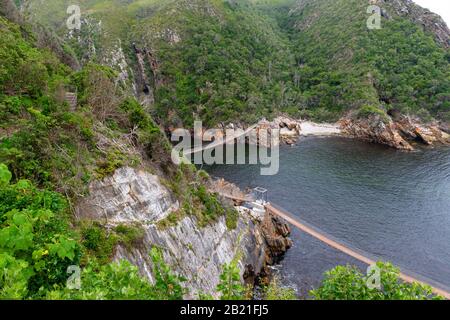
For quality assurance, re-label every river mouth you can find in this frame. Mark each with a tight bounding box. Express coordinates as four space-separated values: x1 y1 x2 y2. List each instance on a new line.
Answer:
203 136 450 297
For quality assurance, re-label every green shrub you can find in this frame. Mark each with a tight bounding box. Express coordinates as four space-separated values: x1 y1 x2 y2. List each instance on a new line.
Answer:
114 224 145 249
217 259 245 300
225 208 239 230
94 150 127 180
264 276 297 300
0 164 80 299
357 105 390 123
81 222 117 265
311 261 442 300
156 210 186 230
193 186 225 226
46 248 186 300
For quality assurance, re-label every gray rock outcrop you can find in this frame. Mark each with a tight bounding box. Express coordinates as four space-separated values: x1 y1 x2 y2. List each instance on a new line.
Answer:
75 167 291 299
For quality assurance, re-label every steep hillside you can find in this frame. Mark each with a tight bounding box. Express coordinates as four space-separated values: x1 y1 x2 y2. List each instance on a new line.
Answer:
270 0 450 122
22 0 450 127
2 0 448 301
0 6 291 299
22 0 301 127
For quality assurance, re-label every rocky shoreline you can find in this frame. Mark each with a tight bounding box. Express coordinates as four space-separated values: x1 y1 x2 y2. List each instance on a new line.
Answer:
340 113 450 151
208 178 293 286
224 114 450 151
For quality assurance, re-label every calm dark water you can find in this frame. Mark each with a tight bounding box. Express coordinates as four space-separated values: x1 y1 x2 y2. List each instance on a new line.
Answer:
204 137 450 296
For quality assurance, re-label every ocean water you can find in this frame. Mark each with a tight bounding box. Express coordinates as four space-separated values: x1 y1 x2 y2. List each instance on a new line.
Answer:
204 137 450 296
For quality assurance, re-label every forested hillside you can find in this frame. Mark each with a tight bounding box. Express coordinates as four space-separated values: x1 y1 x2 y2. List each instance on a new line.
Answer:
277 0 450 122
21 0 450 125
0 3 248 299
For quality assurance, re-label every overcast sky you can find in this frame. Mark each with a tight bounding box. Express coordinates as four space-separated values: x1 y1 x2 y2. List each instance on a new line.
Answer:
414 0 450 26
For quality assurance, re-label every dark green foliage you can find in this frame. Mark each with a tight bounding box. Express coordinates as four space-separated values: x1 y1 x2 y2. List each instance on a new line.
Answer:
94 150 127 180
46 248 186 300
0 164 185 300
311 262 442 300
24 0 450 125
80 222 117 264
150 247 187 299
0 17 98 193
0 165 80 299
281 0 450 121
81 222 145 264
216 258 245 300
130 0 298 127
357 105 389 123
119 97 170 160
113 224 145 249
194 185 225 224
225 208 239 230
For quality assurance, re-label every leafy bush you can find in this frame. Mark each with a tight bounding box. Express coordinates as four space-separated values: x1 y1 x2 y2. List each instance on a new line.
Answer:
0 164 80 299
80 222 117 264
264 276 297 300
225 208 239 230
113 224 145 249
311 262 442 300
46 248 186 300
193 186 225 226
357 105 390 123
217 259 245 300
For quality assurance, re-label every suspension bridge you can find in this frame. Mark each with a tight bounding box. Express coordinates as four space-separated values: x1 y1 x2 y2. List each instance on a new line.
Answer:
182 124 259 156
216 188 450 299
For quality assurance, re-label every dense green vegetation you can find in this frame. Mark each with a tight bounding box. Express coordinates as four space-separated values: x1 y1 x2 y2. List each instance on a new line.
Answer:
0 164 79 298
0 10 240 300
141 0 298 127
24 0 450 125
46 248 186 300
278 0 450 122
2 0 449 300
311 262 442 300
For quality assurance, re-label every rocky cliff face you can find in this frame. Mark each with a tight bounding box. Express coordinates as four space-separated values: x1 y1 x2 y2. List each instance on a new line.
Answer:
341 114 450 150
75 166 291 298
